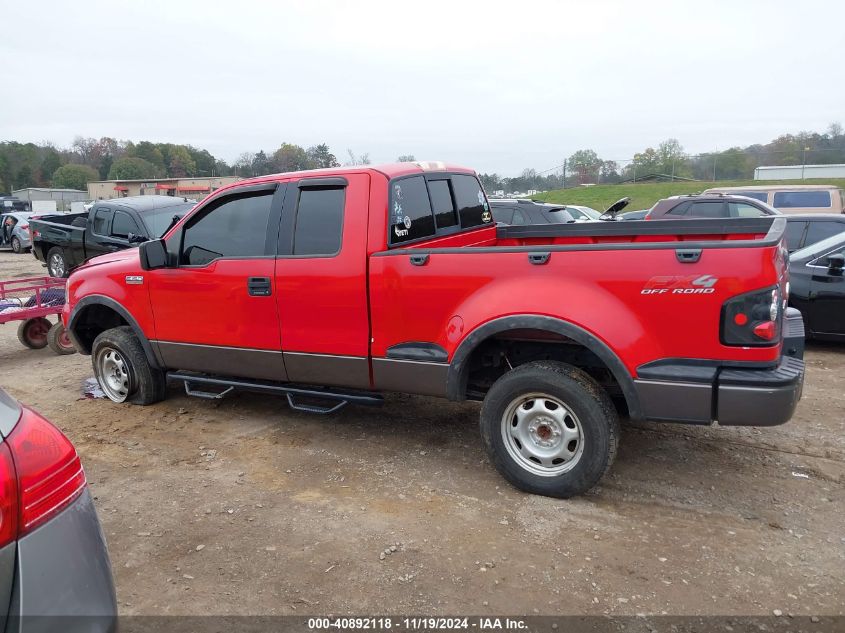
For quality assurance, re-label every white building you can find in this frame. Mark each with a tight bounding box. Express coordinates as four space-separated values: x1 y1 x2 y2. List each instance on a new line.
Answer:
12 187 88 212
754 164 845 180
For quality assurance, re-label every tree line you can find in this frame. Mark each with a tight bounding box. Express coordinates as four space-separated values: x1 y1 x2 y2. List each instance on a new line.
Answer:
2 123 844 195
0 138 378 193
480 122 845 193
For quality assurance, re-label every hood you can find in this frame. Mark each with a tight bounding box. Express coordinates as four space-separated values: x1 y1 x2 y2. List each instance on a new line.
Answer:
75 247 139 272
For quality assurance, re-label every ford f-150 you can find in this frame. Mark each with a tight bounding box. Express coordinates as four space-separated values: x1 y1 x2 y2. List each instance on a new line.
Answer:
61 162 805 498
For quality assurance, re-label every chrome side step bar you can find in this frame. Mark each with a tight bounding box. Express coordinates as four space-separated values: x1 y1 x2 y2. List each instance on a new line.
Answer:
168 371 383 414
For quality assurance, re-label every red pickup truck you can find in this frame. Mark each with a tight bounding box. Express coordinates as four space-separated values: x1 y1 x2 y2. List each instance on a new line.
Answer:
63 162 805 498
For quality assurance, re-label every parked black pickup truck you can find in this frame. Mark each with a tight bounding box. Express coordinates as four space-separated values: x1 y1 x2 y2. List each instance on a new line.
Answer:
30 196 194 277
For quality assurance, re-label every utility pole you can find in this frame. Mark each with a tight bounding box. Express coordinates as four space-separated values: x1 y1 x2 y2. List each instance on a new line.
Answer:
562 159 567 189
712 154 717 181
802 147 810 180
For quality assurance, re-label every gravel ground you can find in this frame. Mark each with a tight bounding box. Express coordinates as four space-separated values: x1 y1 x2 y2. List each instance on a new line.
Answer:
0 250 842 617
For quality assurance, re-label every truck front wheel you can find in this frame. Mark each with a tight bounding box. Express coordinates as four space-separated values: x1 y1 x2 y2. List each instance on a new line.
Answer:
92 326 166 405
47 247 68 278
480 361 619 498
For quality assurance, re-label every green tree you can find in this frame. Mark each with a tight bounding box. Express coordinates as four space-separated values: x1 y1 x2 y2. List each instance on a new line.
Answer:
108 157 161 180
52 164 98 190
272 143 309 172
128 141 166 173
306 144 339 168
567 149 603 184
164 145 197 177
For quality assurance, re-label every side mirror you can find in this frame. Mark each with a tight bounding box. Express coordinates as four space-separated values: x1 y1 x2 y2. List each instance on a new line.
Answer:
828 253 844 276
127 233 147 244
139 239 169 271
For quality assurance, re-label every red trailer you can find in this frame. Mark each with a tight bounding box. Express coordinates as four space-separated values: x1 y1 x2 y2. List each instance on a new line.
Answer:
0 276 75 354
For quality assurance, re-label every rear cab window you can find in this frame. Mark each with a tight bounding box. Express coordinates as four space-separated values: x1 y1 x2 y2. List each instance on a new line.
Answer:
773 191 832 208
388 172 492 246
733 192 769 202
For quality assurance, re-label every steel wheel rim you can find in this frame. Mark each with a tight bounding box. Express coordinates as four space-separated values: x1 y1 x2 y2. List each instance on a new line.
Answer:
501 392 585 477
59 329 73 349
97 347 131 402
50 253 65 276
27 320 49 345
11 238 20 253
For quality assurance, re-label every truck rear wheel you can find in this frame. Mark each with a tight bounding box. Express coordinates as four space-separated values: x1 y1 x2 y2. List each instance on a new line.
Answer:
47 247 68 278
479 361 619 498
92 326 166 405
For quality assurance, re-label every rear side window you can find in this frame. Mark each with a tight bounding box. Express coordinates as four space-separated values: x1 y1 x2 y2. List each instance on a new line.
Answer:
729 202 767 218
805 221 844 247
785 221 807 251
294 188 345 256
666 202 690 216
428 179 458 229
490 206 513 224
687 201 727 218
92 208 112 235
452 174 492 228
773 191 832 208
390 176 435 244
181 191 273 265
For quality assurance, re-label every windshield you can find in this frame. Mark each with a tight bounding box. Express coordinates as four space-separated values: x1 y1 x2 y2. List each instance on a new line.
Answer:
791 232 845 260
142 203 194 238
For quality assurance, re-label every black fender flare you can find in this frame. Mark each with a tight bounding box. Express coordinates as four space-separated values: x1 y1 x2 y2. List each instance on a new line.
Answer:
446 314 643 419
67 295 160 369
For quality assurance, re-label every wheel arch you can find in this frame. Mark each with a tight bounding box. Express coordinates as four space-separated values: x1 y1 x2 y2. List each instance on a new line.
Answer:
446 315 643 420
67 295 160 369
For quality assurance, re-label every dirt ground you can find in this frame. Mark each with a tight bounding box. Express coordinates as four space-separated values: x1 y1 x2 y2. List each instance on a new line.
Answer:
0 250 843 617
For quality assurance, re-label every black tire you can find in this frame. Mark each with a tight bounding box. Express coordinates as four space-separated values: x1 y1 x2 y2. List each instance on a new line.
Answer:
17 317 51 350
47 321 76 355
10 237 22 254
47 247 69 278
91 326 166 405
480 360 619 499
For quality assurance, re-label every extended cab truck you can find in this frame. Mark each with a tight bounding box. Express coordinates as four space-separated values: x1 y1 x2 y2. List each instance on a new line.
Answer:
62 163 805 498
30 195 194 278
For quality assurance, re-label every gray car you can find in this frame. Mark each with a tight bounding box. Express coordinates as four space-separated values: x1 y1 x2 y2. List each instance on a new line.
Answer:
0 212 33 254
0 388 116 632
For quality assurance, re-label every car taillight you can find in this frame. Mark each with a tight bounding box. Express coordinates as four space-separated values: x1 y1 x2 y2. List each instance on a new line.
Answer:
0 445 19 548
19 223 28 230
6 408 86 535
721 285 782 346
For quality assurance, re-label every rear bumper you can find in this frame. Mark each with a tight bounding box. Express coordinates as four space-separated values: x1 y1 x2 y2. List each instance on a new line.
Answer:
633 309 805 427
4 489 117 633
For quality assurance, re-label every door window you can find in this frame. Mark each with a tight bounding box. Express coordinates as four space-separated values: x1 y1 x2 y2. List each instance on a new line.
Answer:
293 187 345 256
428 179 458 229
181 191 273 266
805 221 844 247
111 211 141 239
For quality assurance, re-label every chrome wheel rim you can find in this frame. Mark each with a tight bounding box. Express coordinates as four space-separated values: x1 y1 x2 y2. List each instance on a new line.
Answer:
50 253 65 277
501 392 584 476
11 238 20 253
97 347 131 402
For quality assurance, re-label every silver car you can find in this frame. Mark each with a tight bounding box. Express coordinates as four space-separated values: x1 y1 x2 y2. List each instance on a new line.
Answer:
0 212 33 254
0 388 117 632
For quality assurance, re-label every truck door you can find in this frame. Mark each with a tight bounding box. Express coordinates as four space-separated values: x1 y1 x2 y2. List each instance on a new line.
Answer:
146 183 287 381
274 174 371 389
807 246 845 337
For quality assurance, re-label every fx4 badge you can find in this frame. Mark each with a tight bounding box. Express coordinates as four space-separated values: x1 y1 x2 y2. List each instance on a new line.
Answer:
641 274 718 295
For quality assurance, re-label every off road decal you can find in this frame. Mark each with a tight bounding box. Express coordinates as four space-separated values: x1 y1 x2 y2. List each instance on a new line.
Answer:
641 275 718 295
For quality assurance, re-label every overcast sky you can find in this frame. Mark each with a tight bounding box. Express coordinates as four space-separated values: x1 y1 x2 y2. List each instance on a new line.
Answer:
1 0 843 175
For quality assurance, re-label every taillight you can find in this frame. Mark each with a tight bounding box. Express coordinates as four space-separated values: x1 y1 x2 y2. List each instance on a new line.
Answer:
0 445 19 548
6 409 86 535
19 223 28 230
721 285 782 346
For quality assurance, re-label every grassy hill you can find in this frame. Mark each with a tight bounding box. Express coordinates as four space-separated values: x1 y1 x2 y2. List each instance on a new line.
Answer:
532 178 845 212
